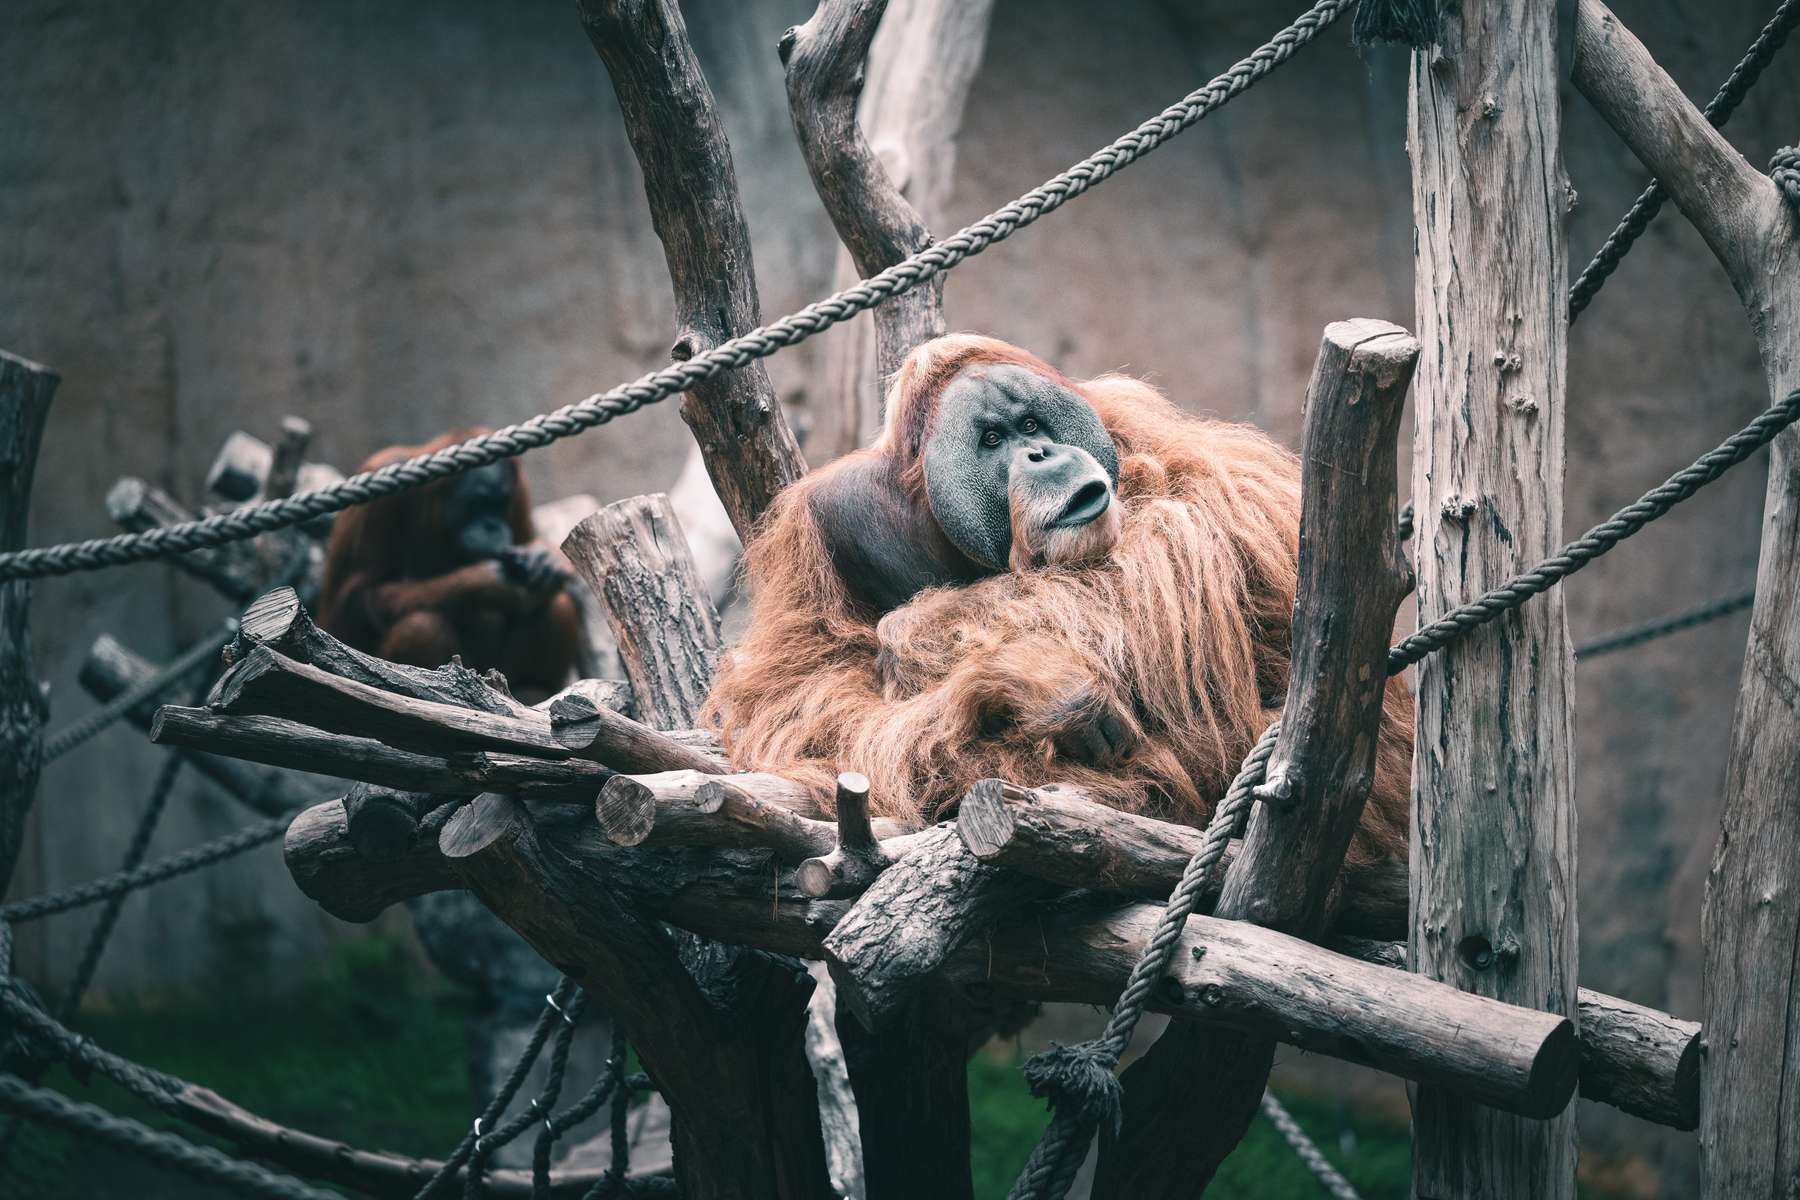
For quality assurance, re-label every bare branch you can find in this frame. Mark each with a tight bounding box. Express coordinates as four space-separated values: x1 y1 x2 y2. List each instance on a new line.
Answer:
577 0 806 537
1571 0 1782 303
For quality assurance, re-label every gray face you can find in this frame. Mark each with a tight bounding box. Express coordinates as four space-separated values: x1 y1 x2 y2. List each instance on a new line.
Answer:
922 364 1119 569
443 462 516 561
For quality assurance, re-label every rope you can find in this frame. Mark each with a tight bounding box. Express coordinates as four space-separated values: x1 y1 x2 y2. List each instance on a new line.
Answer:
595 1026 633 1200
1773 145 1800 217
0 1074 343 1200
1260 1091 1361 1200
1575 589 1755 659
414 981 579 1200
1567 0 1800 320
0 812 295 925
1388 388 1800 671
0 0 1349 587
40 622 234 762
465 990 588 1199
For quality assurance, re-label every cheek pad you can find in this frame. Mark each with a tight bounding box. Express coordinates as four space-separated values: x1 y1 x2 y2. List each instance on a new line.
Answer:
923 432 1013 570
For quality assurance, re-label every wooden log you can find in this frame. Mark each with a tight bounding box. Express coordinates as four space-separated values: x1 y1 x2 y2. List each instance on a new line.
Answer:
263 417 311 501
542 675 634 724
1408 5 1579 1195
823 808 1058 1030
79 634 335 818
283 799 1581 1119
781 0 993 455
431 791 833 1200
954 781 1235 901
0 349 56 895
284 798 460 923
1099 319 1418 1194
341 782 445 864
152 706 474 797
1571 5 1800 1189
576 0 805 540
1331 934 1700 1130
226 587 529 718
106 476 260 602
205 429 344 506
562 495 721 731
445 750 612 796
794 773 928 899
209 645 573 760
546 688 727 775
599 770 827 847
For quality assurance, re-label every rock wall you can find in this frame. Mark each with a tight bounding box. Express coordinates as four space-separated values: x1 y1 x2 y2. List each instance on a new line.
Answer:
3 1 1793 1191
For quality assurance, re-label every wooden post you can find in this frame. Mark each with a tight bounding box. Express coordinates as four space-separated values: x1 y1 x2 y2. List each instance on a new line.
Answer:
562 495 720 731
1408 4 1578 1196
781 0 994 454
575 0 805 538
1569 3 1800 1192
0 350 57 895
1094 320 1418 1194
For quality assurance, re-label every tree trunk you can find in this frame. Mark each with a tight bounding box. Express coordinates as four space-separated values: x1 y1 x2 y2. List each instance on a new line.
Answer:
0 350 57 894
1407 4 1579 1196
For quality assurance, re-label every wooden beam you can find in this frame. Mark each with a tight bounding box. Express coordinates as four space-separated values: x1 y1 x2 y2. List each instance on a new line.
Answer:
1408 4 1579 1195
283 796 1583 1119
562 495 721 731
0 349 56 894
1571 3 1800 1192
1096 320 1418 1194
106 476 260 602
575 0 805 538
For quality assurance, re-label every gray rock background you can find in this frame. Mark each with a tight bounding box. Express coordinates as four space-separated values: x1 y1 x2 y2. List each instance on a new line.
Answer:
4 1 1794 1193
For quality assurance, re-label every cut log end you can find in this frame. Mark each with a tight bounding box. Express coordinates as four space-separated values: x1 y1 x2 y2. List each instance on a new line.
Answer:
598 775 658 847
955 778 1016 860
1525 1018 1583 1119
438 794 518 861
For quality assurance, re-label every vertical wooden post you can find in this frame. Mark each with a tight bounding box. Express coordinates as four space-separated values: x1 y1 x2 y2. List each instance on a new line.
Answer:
0 350 57 895
562 494 721 730
1408 5 1578 1197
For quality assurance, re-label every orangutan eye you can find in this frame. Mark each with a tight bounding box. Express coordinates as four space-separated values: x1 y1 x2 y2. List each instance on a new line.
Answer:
982 429 1002 447
1021 417 1038 434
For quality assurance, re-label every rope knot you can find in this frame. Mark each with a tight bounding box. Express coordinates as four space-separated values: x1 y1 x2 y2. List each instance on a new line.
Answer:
1021 1040 1123 1135
1772 146 1800 220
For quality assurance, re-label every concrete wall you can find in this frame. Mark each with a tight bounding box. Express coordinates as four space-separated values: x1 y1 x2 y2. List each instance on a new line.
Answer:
4 1 1795 1191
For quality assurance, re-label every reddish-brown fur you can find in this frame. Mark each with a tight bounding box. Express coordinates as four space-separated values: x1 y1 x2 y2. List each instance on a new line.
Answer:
704 336 1412 932
318 428 582 704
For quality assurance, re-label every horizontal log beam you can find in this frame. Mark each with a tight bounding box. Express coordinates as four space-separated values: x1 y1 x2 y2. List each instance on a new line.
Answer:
283 795 1693 1125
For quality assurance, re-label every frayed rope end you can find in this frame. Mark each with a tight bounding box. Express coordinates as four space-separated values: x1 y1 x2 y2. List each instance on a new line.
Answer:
1351 0 1438 49
1021 1040 1123 1136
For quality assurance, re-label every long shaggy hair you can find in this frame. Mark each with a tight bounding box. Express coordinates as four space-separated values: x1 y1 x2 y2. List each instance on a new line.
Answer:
703 336 1411 921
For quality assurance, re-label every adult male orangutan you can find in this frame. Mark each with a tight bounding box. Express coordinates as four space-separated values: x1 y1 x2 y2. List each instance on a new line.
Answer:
704 335 1412 935
318 429 582 704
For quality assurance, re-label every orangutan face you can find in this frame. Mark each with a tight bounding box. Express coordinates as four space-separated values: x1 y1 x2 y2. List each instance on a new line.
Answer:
922 363 1120 571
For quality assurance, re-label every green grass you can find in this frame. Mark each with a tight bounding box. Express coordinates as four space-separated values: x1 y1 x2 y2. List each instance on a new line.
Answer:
968 1045 1412 1199
8 935 478 1198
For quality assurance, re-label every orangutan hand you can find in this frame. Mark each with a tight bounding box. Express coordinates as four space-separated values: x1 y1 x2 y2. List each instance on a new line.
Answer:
1045 686 1140 768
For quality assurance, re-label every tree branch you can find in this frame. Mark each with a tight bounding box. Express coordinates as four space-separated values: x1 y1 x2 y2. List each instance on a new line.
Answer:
576 0 805 537
1571 0 1783 305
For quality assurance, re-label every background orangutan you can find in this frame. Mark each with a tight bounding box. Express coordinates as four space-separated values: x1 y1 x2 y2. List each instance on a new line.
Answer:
704 335 1413 935
318 429 582 704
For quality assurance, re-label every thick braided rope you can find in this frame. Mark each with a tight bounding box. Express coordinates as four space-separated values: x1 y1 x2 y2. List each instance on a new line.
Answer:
465 989 588 1199
0 810 296 924
531 1057 652 1200
1007 723 1280 1198
1567 0 1800 320
0 0 1348 587
1773 145 1800 215
1575 589 1755 660
1389 387 1800 671
56 750 187 1021
413 980 579 1200
41 621 234 761
594 1025 634 1200
0 1074 343 1200
1260 1091 1361 1200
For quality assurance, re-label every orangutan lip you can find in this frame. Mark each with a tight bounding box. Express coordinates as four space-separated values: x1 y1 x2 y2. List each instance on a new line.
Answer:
1053 481 1111 528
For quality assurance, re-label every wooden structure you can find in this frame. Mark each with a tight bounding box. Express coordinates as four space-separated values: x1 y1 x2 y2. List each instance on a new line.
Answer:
5 1 1800 1198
